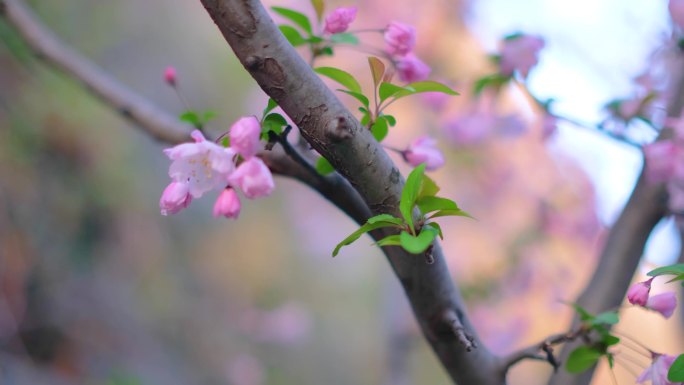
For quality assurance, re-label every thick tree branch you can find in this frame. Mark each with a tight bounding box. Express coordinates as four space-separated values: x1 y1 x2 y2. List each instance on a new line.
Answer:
198 1 503 384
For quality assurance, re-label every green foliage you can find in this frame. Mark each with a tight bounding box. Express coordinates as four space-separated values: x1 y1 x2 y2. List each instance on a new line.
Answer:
332 214 404 257
370 118 388 142
310 0 325 21
263 98 279 117
368 57 386 88
669 354 684 382
261 113 288 137
379 82 410 103
566 346 602 373
399 227 437 254
330 33 360 45
648 263 684 286
315 156 335 175
179 110 216 129
278 25 308 46
473 73 511 96
271 6 313 35
315 67 363 94
338 89 370 109
400 164 427 232
563 304 622 375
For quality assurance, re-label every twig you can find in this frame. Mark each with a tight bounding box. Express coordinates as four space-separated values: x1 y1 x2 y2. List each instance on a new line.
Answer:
501 328 586 371
267 126 328 185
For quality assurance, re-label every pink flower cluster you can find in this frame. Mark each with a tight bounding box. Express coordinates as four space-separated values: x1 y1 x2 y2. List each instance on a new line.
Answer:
160 116 275 219
643 120 684 218
403 136 445 171
638 354 680 385
670 0 684 30
323 7 357 34
627 278 678 319
499 34 545 79
384 22 430 83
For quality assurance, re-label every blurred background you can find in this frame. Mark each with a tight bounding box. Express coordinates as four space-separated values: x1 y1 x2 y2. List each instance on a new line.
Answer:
0 0 682 384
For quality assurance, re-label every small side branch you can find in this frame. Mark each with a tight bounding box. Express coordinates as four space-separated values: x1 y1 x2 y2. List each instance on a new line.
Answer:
502 329 586 372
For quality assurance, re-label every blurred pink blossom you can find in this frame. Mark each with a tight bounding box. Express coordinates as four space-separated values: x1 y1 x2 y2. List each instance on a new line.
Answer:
226 354 265 385
421 91 450 112
646 292 677 319
403 136 445 171
160 181 193 215
637 353 678 385
384 21 416 56
396 54 431 83
164 66 177 86
643 140 678 184
229 157 275 199
670 0 684 30
444 111 493 145
626 278 653 306
213 188 241 219
499 35 545 78
230 116 262 159
164 130 236 198
541 113 558 140
323 7 357 34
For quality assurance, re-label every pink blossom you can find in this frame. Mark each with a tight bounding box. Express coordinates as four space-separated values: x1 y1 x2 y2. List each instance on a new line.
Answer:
627 278 653 306
164 66 177 86
670 0 684 30
646 292 677 319
499 35 545 78
444 112 493 145
396 54 431 83
403 136 445 171
164 130 236 198
230 116 262 159
323 7 357 34
421 91 451 112
160 181 192 215
541 113 558 140
229 157 275 199
643 141 678 184
637 354 679 385
384 21 416 56
213 188 241 219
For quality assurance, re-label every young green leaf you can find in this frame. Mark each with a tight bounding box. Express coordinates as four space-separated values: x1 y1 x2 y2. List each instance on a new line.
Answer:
473 73 511 96
425 222 443 240
271 7 313 35
379 82 412 103
416 196 459 215
262 113 288 135
602 334 620 347
418 174 440 198
315 67 362 93
367 214 404 227
368 57 386 88
669 354 684 382
399 164 427 232
315 157 335 175
203 110 217 123
592 311 619 326
263 98 278 118
428 209 473 220
337 89 370 108
570 303 595 322
371 118 389 142
310 0 325 22
333 221 398 256
330 33 360 45
380 114 397 126
647 263 684 277
374 235 402 247
399 227 437 254
278 25 308 46
565 346 602 373
179 111 201 128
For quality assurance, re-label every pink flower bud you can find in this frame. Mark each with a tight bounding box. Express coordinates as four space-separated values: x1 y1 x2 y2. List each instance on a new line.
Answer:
643 140 678 184
646 292 677 319
638 354 679 385
229 157 275 199
160 181 192 215
323 7 357 34
404 136 445 171
384 21 416 56
230 116 262 159
213 188 241 219
164 66 177 86
670 0 684 30
499 35 545 78
396 54 431 83
626 278 653 306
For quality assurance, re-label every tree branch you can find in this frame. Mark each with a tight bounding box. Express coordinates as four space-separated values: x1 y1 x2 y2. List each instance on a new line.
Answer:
198 1 504 384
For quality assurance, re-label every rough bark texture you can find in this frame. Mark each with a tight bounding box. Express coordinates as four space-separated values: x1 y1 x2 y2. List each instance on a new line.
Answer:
198 1 504 384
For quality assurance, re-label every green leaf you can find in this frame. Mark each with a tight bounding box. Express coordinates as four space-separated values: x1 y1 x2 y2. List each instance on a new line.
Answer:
425 222 443 240
399 227 437 254
221 137 230 147
418 174 440 198
400 80 458 96
374 235 402 247
380 114 397 126
263 98 278 117
379 82 412 103
315 67 362 93
570 303 594 322
669 354 684 382
473 73 511 96
416 196 459 215
202 110 218 123
316 157 335 175
310 0 325 22
602 334 620 347
278 25 308 46
592 311 619 326
337 89 370 108
318 46 334 56
504 32 525 41
330 33 359 45
272 7 313 35
647 263 684 277
307 36 325 44
367 214 404 227
262 113 288 135
371 118 389 142
179 111 201 127
399 164 427 232
368 57 386 88
333 221 397 256
428 209 473 220
566 346 602 373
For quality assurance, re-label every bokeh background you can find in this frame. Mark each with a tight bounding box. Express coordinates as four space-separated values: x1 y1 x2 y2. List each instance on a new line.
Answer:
0 0 682 384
